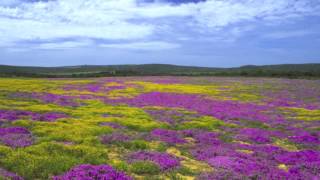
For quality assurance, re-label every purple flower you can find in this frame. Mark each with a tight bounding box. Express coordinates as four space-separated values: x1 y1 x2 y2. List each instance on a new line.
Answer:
207 155 287 178
197 170 246 180
145 109 193 125
53 164 132 180
275 150 320 165
0 110 31 121
0 168 24 180
289 133 320 144
179 129 198 137
86 84 101 92
289 161 320 179
32 112 68 122
191 144 238 161
33 93 81 107
101 132 132 144
235 128 283 144
150 129 186 145
123 92 288 126
0 110 68 122
207 156 236 169
127 151 180 171
64 80 126 93
100 122 126 129
193 131 221 145
0 127 33 148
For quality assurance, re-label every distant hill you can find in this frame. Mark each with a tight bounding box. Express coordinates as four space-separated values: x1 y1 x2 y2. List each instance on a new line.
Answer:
0 63 319 78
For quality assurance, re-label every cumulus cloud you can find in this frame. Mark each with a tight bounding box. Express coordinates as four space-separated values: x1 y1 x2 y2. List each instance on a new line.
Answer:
0 0 319 50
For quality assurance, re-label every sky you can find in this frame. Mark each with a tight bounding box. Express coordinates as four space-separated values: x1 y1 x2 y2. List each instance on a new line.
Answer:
0 0 319 67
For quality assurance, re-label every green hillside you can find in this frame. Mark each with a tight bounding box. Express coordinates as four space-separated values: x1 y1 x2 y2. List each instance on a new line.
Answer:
0 63 319 78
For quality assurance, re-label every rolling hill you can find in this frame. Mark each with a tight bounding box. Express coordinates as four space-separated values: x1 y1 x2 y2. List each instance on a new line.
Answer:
0 63 319 78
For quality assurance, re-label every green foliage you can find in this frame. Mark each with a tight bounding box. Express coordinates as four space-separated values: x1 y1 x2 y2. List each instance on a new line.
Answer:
165 173 184 180
176 116 226 130
281 107 320 121
239 119 270 129
0 143 108 180
154 142 168 152
177 166 197 176
123 140 149 151
130 161 160 175
112 161 129 172
1 64 319 78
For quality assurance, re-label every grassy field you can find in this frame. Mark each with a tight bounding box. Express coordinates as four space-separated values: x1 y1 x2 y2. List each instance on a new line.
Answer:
0 77 319 179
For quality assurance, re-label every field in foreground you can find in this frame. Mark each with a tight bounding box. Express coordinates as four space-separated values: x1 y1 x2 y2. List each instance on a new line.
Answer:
0 77 319 180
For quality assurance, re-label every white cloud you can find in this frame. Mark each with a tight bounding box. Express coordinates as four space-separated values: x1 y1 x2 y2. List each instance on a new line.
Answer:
0 17 153 41
195 0 319 28
100 41 180 50
262 30 315 39
0 0 319 49
35 40 93 50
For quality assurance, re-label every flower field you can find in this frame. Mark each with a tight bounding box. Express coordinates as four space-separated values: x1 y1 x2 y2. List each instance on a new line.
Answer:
0 77 319 180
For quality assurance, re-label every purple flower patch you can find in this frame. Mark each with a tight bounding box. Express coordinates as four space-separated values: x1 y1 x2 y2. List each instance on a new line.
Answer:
207 155 291 178
207 156 236 169
64 81 126 93
197 170 246 180
289 161 320 179
31 112 68 122
126 92 285 124
193 131 221 145
101 132 132 144
289 133 320 145
127 151 180 171
235 128 283 144
145 109 194 125
0 110 68 122
191 145 236 161
0 127 33 148
275 150 320 165
0 168 23 180
53 164 132 180
33 93 81 107
150 129 186 145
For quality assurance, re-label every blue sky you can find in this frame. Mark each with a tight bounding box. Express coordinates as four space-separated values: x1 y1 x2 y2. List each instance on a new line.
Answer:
0 0 319 67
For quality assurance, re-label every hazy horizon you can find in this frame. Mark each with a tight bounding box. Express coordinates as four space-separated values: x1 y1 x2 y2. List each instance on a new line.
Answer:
1 62 320 69
0 0 320 67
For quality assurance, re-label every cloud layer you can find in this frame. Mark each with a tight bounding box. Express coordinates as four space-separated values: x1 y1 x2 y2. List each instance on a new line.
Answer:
0 0 319 50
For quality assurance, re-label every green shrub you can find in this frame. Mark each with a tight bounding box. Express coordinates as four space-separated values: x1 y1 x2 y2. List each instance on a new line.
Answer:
113 161 129 172
130 161 160 175
177 166 196 176
124 140 148 150
155 142 168 152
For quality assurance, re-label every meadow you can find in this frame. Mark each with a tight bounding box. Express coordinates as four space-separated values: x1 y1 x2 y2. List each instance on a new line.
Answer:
0 76 319 180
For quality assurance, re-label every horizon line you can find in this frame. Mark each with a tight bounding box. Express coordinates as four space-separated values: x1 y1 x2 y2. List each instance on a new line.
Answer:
1 62 320 69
